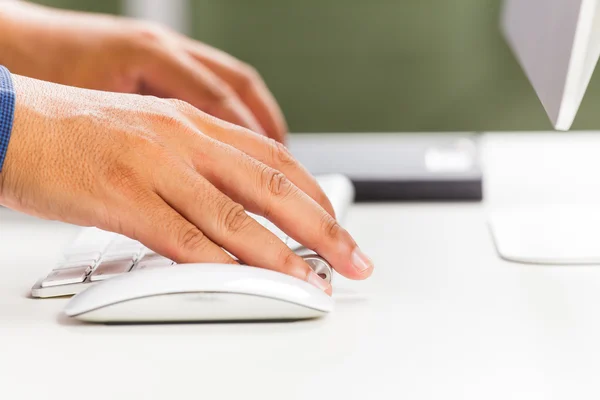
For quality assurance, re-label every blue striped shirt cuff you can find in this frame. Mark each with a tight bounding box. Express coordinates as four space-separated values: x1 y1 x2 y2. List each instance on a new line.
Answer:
0 65 15 172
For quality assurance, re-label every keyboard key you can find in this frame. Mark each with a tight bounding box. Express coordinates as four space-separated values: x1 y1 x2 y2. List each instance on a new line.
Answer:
102 250 139 263
64 228 115 256
103 235 144 261
133 254 173 271
41 265 92 287
56 256 99 270
90 258 134 282
109 234 140 247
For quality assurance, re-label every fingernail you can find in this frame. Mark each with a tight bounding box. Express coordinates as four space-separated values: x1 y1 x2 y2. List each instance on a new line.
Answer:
307 270 331 293
351 247 374 273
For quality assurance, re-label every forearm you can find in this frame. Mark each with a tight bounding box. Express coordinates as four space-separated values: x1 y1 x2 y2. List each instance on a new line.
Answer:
0 2 53 77
0 1 106 82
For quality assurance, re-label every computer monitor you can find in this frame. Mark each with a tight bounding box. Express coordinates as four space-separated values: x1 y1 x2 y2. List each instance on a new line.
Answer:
502 0 600 131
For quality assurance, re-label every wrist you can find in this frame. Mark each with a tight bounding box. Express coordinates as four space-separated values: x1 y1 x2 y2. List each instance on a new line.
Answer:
0 73 46 209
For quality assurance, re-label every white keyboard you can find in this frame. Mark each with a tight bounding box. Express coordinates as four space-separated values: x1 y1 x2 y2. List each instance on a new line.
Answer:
31 175 355 298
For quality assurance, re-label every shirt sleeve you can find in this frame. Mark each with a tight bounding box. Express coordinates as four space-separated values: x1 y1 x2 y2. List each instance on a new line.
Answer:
0 65 15 172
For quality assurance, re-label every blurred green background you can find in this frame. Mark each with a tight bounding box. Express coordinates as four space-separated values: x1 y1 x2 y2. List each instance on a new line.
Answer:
30 0 600 132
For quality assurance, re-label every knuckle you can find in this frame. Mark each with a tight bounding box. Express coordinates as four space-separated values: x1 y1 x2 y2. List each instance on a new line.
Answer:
320 214 341 240
262 167 294 198
163 98 213 130
165 98 196 117
155 113 183 129
126 21 168 46
151 100 197 132
177 226 208 253
268 139 297 169
218 202 250 234
206 86 237 110
120 21 170 58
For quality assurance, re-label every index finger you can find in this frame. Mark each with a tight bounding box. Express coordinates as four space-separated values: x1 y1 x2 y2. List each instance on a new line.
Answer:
139 45 266 135
180 106 335 218
184 135 373 280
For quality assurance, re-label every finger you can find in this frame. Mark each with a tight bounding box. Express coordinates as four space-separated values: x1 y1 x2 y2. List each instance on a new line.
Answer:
120 190 236 265
182 134 372 280
155 162 331 293
173 103 335 218
139 46 265 134
183 40 287 142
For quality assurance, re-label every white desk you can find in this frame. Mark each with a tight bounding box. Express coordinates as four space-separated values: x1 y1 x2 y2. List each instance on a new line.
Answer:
2 133 600 400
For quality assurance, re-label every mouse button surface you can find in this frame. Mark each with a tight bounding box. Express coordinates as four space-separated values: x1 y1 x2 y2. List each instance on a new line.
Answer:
65 264 333 317
64 264 231 317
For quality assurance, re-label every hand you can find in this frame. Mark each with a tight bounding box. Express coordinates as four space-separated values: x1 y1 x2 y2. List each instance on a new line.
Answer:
0 75 374 294
0 1 287 142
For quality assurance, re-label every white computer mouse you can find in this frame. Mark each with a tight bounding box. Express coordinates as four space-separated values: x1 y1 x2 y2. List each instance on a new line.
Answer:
63 264 334 323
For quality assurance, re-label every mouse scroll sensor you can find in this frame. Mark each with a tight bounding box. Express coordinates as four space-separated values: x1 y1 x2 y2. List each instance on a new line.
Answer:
301 254 333 283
